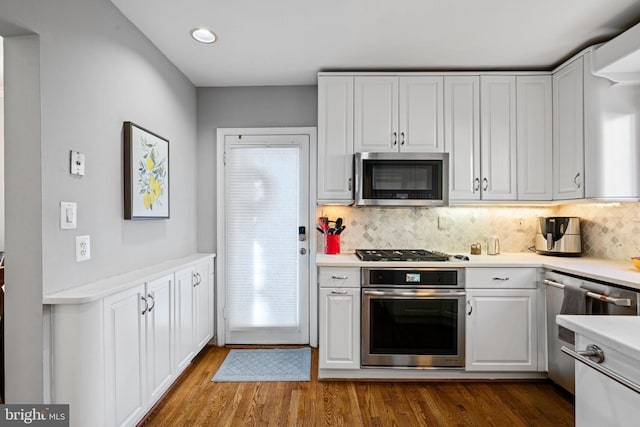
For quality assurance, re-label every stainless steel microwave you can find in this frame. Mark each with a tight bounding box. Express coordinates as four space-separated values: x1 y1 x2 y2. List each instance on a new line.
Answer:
354 152 449 207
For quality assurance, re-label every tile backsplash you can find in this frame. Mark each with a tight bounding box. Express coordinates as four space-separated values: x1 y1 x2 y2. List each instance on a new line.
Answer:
317 202 640 261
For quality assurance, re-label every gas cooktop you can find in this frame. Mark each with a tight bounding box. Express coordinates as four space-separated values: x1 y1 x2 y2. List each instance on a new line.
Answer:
355 249 450 262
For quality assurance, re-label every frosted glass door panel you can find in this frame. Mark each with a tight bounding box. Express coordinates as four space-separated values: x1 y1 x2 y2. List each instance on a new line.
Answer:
224 135 309 344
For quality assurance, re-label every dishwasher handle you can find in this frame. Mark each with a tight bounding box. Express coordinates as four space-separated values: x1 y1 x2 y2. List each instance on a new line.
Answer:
562 345 640 395
543 279 632 307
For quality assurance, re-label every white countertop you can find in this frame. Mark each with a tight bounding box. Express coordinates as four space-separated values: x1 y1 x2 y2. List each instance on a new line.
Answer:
316 252 640 290
556 315 640 361
43 253 215 304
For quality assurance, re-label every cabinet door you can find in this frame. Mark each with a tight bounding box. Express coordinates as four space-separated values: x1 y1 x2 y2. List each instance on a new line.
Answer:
146 274 174 403
174 267 195 372
466 289 538 371
517 75 553 200
574 335 640 427
583 51 640 199
104 283 147 427
354 76 399 152
194 260 213 350
480 76 517 200
553 57 584 199
317 76 355 203
319 288 360 369
445 76 481 200
399 76 444 152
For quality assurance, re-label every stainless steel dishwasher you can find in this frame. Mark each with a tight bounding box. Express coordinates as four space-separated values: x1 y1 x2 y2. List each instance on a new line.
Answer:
544 270 640 394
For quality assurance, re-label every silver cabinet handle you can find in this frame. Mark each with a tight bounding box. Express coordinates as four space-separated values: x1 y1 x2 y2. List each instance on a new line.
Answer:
574 173 581 189
561 345 640 395
147 293 155 312
141 295 148 315
473 178 480 192
467 300 473 315
400 132 405 145
492 277 510 281
331 275 348 280
392 132 398 146
348 178 352 191
543 279 632 307
482 178 488 191
330 290 349 295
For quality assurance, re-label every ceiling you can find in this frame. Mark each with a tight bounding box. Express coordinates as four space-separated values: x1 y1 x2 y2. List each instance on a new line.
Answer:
109 0 640 87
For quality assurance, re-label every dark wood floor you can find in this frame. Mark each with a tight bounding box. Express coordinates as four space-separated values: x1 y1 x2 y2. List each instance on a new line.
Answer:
140 345 574 426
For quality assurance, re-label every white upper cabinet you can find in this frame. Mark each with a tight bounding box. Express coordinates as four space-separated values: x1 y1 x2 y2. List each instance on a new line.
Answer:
517 75 553 200
480 75 517 200
583 50 640 199
553 57 585 200
317 76 354 203
354 76 444 153
445 76 481 200
398 76 445 152
354 76 399 152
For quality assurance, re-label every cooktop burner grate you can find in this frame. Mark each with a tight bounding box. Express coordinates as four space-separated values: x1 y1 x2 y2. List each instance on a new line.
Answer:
355 249 450 262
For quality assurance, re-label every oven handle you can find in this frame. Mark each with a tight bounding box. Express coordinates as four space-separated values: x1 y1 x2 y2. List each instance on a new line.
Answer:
544 279 632 307
363 290 466 297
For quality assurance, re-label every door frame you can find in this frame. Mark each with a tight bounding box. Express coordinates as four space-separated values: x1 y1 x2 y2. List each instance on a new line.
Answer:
215 127 318 347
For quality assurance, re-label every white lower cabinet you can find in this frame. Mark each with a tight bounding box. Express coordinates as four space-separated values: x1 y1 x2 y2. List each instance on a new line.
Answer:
319 287 360 369
104 283 148 427
103 274 176 427
194 259 214 349
573 334 640 426
174 268 196 372
145 275 175 403
175 259 213 372
465 289 538 371
48 255 215 427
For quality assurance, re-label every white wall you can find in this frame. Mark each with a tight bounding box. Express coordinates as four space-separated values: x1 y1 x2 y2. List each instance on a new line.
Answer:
196 86 317 252
0 0 198 402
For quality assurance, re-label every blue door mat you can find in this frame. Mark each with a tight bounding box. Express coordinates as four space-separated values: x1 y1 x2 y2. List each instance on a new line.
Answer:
211 347 311 382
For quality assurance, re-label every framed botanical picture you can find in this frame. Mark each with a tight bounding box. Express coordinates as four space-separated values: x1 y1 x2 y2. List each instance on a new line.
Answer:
124 122 170 219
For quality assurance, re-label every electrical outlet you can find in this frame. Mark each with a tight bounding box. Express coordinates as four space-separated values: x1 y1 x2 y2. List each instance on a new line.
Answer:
76 235 91 262
438 216 448 230
516 218 524 231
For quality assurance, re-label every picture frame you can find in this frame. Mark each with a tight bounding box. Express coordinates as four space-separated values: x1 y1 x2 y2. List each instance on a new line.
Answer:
123 122 170 219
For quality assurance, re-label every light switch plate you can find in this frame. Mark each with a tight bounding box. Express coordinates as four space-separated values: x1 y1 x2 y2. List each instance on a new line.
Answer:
76 235 91 262
70 151 85 176
60 201 77 229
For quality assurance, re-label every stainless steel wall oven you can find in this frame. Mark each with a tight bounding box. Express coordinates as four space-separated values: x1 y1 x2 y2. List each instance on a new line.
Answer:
361 267 466 368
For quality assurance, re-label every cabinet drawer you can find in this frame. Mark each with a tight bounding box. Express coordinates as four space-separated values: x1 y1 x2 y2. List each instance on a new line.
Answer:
319 267 360 288
466 268 537 289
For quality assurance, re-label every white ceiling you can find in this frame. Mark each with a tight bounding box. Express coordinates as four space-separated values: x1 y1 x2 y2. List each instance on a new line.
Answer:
109 0 640 87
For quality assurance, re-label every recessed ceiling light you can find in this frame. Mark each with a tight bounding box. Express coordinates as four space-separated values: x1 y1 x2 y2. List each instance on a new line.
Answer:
190 28 217 44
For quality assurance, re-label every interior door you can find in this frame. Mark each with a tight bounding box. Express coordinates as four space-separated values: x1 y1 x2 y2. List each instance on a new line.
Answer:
223 133 310 344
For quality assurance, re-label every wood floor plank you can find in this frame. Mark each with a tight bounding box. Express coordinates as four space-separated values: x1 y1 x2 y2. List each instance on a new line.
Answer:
139 346 574 426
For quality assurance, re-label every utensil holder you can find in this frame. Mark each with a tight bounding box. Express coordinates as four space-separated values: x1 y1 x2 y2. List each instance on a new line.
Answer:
325 234 340 254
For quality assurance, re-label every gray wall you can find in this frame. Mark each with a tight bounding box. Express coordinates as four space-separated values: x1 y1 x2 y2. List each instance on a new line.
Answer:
196 86 317 252
0 0 198 401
